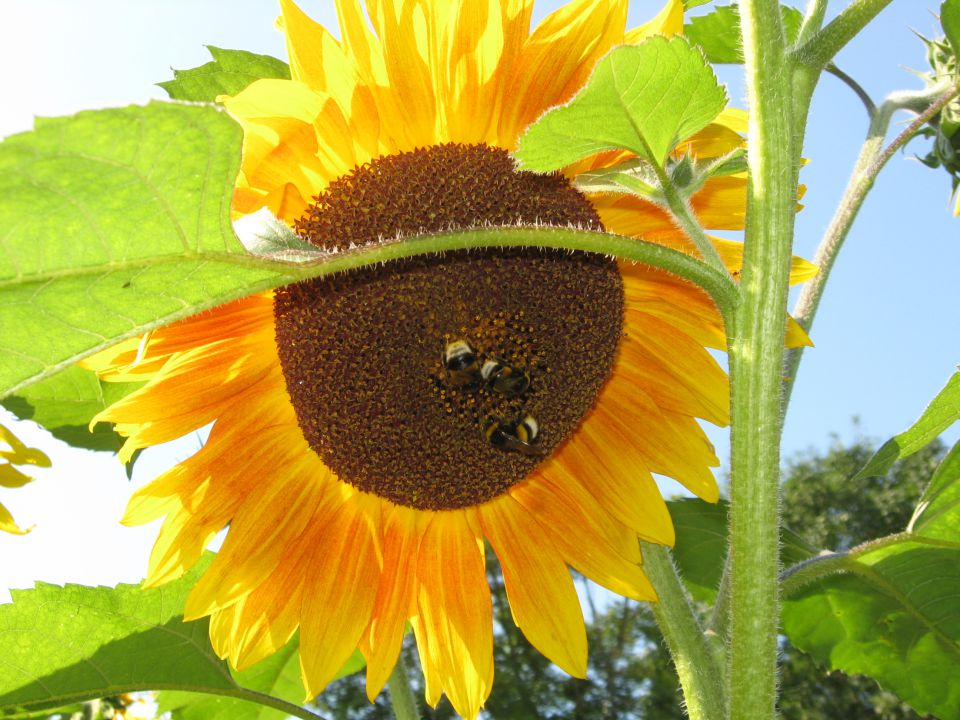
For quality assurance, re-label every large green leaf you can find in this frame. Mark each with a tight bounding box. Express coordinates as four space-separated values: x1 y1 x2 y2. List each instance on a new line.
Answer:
1 366 140 453
854 370 960 480
685 4 804 64
783 538 960 719
157 639 364 720
0 560 231 714
158 46 290 103
669 498 816 603
0 102 296 398
514 36 726 171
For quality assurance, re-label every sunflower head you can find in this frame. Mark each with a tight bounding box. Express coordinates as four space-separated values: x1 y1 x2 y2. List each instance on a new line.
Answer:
82 1 754 717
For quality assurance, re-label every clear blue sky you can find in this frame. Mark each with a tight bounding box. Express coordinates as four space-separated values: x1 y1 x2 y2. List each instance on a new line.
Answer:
1 1 957 599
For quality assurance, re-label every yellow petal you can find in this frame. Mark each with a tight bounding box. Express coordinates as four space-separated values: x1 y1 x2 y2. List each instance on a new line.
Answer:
300 489 381 698
414 511 493 719
480 495 587 678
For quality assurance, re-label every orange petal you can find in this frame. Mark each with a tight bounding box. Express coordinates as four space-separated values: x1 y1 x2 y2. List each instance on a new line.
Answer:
361 503 424 701
184 447 330 618
413 511 493 719
479 495 587 678
511 472 655 600
300 488 382 698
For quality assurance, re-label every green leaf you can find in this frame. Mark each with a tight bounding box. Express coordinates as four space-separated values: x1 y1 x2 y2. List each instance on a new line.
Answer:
854 370 960 480
669 498 816 603
514 36 726 171
943 0 960 57
683 0 715 8
908 438 960 540
0 558 234 714
1 366 141 453
157 640 364 720
783 538 960 719
0 102 295 399
685 4 804 64
158 46 290 102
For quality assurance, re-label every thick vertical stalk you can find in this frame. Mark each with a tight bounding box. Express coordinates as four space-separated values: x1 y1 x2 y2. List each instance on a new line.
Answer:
727 1 797 719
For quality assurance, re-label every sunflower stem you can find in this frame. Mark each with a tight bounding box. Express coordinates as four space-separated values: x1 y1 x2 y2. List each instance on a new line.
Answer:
387 652 420 720
782 81 959 410
653 161 730 276
794 0 895 71
727 1 798 718
642 543 724 720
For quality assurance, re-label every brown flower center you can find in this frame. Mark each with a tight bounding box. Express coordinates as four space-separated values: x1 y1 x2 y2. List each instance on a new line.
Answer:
273 143 623 510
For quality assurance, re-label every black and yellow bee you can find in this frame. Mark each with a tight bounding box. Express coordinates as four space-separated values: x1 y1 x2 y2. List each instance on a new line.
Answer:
480 357 531 398
484 415 544 456
442 339 482 387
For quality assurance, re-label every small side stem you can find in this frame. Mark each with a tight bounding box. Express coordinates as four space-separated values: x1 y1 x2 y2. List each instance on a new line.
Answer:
826 63 877 118
782 82 959 408
388 653 421 720
654 161 730 275
796 0 896 70
796 0 829 47
706 550 732 640
642 543 725 720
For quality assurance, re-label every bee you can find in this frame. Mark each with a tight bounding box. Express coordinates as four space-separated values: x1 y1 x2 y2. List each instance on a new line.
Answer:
480 357 531 398
484 415 545 456
443 339 482 387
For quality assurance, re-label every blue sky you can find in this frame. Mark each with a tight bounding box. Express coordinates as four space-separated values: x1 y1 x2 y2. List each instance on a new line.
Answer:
1 1 957 600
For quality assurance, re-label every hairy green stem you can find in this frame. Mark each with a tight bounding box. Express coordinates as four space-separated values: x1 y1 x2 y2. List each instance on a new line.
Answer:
782 82 959 409
796 0 896 70
642 543 725 720
653 161 729 275
826 63 878 118
706 550 732 640
796 0 829 46
728 1 797 718
388 654 420 720
3 225 738 401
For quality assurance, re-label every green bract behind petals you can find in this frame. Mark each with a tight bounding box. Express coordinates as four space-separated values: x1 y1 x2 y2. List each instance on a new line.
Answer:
514 36 727 171
942 0 960 57
158 46 291 103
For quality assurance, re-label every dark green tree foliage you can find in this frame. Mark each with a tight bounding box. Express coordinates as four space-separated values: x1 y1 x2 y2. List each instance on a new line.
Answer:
319 437 942 719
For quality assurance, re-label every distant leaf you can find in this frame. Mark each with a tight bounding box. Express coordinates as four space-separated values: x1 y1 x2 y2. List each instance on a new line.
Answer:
158 640 364 720
854 370 960 480
943 0 960 57
1 367 140 453
0 102 298 399
0 558 234 714
669 498 816 603
158 46 290 102
515 37 726 171
908 438 960 540
685 4 804 64
783 538 960 719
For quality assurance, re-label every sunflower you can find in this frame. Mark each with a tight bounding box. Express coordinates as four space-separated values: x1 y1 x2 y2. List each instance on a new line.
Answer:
84 1 811 717
0 423 50 534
